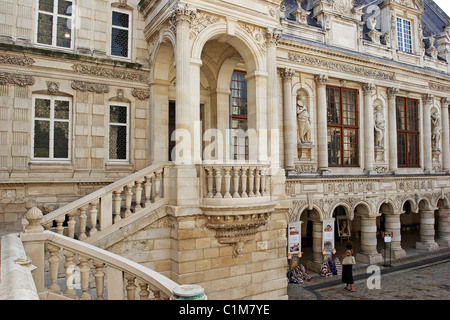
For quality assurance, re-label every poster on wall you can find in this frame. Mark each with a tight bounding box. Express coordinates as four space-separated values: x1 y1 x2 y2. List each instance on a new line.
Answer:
337 216 351 238
322 219 335 261
288 222 302 254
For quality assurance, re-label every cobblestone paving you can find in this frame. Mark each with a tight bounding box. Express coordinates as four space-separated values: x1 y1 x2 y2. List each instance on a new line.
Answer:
288 260 450 300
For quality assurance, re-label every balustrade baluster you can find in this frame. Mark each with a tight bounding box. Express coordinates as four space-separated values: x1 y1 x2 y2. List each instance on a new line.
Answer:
232 166 240 198
255 167 261 197
152 289 161 300
144 174 153 207
44 222 52 231
78 205 88 240
223 167 232 198
63 249 77 299
113 188 123 223
205 167 214 198
154 169 162 201
89 200 99 235
79 255 91 300
55 217 64 235
47 244 61 294
248 167 255 197
67 210 77 239
93 261 105 300
124 183 134 218
214 167 223 198
241 167 248 197
139 281 150 300
262 168 269 196
134 178 144 213
125 274 137 300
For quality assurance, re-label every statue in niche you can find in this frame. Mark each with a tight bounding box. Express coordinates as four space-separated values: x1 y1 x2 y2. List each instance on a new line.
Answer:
431 111 441 152
296 95 312 145
374 105 385 148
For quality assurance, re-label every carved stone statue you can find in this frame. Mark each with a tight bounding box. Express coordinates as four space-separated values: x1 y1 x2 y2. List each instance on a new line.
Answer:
296 95 312 145
431 111 441 152
374 105 385 148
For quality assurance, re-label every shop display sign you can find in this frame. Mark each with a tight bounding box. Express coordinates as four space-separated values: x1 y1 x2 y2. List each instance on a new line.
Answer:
322 219 335 261
288 221 302 254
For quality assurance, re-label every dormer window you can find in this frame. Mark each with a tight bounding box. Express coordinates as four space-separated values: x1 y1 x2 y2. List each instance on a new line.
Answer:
397 17 412 53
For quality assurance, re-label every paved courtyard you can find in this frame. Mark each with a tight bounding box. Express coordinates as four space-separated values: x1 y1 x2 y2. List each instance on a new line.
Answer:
288 255 450 300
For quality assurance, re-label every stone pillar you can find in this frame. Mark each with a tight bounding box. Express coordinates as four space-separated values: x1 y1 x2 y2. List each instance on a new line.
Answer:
315 75 329 174
281 68 296 170
437 207 450 247
383 213 406 258
416 209 439 251
441 97 450 172
363 83 376 174
387 87 399 173
356 216 382 264
307 220 323 273
423 94 434 172
267 29 281 168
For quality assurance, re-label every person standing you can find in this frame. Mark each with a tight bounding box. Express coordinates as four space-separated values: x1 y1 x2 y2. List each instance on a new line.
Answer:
342 240 355 292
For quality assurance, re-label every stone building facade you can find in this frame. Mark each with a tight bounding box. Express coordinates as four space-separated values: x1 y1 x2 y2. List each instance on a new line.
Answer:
0 0 449 299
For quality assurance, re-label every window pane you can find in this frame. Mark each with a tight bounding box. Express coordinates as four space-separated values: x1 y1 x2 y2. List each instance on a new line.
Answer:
56 17 72 48
342 90 356 126
396 98 405 130
110 105 127 123
54 100 70 119
397 133 406 166
111 28 129 57
327 88 340 124
407 100 418 132
37 13 53 45
343 129 357 165
34 120 50 158
39 0 54 13
327 127 341 165
408 134 419 166
58 0 72 16
35 98 51 118
109 125 127 160
54 121 69 158
112 11 129 28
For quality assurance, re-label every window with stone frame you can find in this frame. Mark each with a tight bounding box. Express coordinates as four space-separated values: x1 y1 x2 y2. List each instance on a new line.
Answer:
111 9 131 59
32 95 71 160
109 102 129 161
396 97 419 167
397 17 413 53
230 71 248 161
36 0 73 49
326 86 359 167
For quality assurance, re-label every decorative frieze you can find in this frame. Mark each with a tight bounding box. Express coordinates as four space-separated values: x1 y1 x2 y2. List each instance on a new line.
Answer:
132 88 150 100
288 52 395 81
0 54 35 67
0 72 35 87
429 81 450 93
72 64 148 83
71 80 109 94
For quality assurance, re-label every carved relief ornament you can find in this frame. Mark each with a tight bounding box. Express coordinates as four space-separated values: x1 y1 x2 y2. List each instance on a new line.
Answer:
0 54 35 67
71 80 109 94
72 64 148 83
0 72 35 87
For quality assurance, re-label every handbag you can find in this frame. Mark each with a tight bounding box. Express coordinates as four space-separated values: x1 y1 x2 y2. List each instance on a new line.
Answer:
342 252 356 265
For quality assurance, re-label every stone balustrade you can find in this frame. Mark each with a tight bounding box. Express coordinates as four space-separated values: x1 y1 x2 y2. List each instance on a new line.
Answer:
30 162 170 242
203 164 271 204
19 206 182 300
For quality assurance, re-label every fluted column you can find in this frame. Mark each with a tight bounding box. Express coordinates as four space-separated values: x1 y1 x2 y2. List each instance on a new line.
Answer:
363 83 376 174
416 209 439 251
387 87 399 173
315 75 329 174
423 94 434 172
267 29 281 167
441 98 450 171
281 68 296 170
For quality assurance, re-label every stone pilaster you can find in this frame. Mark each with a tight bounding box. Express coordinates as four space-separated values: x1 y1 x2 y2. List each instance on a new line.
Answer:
281 68 296 170
423 94 434 172
315 75 329 174
363 83 376 174
441 98 450 172
387 87 399 173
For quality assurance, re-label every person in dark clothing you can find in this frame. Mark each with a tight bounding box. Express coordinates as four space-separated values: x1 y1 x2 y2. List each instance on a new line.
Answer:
341 240 354 292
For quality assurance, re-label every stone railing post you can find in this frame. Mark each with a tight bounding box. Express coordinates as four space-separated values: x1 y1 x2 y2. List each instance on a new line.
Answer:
171 284 207 300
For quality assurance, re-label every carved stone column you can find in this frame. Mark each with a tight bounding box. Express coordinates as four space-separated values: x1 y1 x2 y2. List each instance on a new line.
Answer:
267 29 281 167
281 68 296 170
387 87 399 173
363 83 376 174
383 213 406 259
306 220 324 273
356 215 382 264
423 94 434 172
315 75 329 174
441 98 450 172
416 209 439 251
437 207 450 247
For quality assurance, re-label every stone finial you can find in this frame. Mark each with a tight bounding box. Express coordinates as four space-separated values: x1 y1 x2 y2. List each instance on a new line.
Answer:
24 205 44 233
